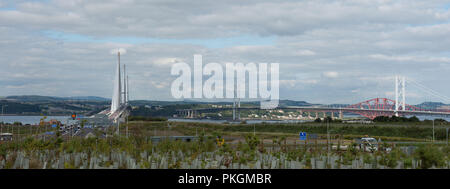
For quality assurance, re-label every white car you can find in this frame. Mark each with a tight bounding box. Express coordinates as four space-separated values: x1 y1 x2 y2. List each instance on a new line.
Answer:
360 137 378 152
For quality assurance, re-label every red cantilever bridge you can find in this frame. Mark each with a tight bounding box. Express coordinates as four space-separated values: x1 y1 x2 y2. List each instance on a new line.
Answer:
176 98 450 120
340 98 450 119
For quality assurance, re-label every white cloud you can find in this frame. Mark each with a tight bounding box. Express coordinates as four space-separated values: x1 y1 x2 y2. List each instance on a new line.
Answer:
323 71 339 78
369 54 450 63
153 58 183 66
294 50 316 56
0 0 449 103
110 48 127 55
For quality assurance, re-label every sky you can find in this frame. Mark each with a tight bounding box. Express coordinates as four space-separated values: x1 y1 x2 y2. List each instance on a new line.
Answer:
0 0 449 104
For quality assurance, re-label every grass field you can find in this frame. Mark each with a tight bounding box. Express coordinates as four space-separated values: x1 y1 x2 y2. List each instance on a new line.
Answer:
125 121 450 142
0 120 449 169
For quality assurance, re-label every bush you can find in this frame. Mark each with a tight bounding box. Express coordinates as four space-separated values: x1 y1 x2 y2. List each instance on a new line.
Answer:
373 116 421 123
379 149 401 168
244 134 260 151
414 145 446 169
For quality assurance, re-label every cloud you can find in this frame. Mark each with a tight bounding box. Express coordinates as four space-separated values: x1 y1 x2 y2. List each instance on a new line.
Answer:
369 54 450 63
0 0 449 104
151 81 169 89
0 0 446 38
153 58 183 66
110 48 127 55
294 50 316 56
323 71 339 78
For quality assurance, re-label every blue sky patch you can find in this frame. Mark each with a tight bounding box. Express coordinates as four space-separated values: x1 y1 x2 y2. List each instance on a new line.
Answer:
42 30 276 48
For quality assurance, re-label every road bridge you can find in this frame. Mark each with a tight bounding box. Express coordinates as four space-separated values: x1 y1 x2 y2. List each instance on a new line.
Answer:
177 98 450 120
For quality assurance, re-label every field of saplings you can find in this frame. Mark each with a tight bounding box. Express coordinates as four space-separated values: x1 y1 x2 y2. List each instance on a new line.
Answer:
0 133 449 169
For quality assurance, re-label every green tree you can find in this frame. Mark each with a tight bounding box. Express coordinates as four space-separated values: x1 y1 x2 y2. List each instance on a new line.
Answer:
415 145 446 169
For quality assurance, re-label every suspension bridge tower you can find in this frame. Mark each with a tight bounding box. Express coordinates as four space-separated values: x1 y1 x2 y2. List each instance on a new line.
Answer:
394 76 406 116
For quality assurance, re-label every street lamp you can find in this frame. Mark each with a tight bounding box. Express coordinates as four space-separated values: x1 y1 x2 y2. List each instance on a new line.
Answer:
327 118 330 152
432 119 435 143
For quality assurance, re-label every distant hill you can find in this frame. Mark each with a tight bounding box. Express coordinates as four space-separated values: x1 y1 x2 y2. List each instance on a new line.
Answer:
130 100 205 106
4 95 63 102
416 102 450 110
4 95 109 102
129 99 316 107
278 100 317 107
0 95 110 115
0 100 41 114
64 96 110 101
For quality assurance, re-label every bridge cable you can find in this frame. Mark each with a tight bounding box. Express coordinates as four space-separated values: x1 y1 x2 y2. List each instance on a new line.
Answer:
406 78 450 103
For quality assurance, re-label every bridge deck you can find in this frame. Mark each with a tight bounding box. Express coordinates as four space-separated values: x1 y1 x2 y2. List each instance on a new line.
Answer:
177 106 450 116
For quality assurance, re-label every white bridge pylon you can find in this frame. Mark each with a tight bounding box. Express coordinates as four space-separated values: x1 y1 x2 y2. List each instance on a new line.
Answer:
108 50 129 123
394 76 406 116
